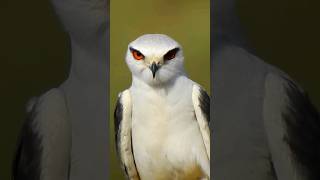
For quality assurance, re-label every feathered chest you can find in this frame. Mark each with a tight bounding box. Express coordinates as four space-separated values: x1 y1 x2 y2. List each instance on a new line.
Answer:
130 87 195 129
129 87 206 179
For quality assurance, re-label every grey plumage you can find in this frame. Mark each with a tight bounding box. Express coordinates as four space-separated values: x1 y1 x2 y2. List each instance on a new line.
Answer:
283 78 320 180
13 100 42 180
212 0 320 179
13 0 108 179
13 89 71 180
283 80 320 180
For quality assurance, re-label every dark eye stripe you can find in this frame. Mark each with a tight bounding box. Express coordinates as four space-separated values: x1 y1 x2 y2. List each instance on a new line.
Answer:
164 47 180 61
129 47 144 56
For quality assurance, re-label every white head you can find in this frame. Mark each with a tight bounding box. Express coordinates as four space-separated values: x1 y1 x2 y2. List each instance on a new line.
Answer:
126 34 185 86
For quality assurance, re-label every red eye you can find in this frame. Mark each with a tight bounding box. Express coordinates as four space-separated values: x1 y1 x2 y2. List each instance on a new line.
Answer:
164 48 180 61
130 48 144 60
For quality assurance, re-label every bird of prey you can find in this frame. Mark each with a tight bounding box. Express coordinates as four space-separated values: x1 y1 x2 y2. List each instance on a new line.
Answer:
212 0 320 179
114 34 210 180
13 0 108 179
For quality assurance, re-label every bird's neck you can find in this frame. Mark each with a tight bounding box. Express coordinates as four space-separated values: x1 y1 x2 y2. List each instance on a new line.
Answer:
65 39 107 88
131 75 181 94
132 76 152 90
212 0 247 50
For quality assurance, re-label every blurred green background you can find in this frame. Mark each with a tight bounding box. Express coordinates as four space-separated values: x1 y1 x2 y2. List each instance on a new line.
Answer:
109 0 210 178
1 0 320 179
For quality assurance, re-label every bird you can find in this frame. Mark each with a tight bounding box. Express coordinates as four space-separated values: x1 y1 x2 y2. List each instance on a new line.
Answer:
212 0 320 179
114 34 210 180
12 0 109 179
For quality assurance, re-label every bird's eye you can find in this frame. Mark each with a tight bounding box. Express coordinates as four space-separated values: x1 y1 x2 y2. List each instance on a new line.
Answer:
164 48 179 61
130 48 144 61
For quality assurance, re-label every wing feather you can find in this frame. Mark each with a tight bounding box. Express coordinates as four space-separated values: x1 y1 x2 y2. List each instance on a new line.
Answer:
264 73 320 180
13 100 42 180
114 90 139 180
192 85 211 159
12 89 71 180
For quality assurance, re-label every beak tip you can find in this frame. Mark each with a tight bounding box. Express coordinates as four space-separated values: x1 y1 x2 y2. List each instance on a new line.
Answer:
150 63 159 79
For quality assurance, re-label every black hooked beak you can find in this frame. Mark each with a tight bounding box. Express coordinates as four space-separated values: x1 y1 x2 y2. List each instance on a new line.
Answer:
149 62 160 79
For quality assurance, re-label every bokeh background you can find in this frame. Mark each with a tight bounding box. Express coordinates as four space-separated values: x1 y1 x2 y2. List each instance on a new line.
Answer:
237 0 320 104
0 1 69 179
109 0 210 179
0 0 319 179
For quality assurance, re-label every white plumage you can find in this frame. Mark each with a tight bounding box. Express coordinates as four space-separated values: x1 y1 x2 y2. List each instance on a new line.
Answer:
115 34 210 180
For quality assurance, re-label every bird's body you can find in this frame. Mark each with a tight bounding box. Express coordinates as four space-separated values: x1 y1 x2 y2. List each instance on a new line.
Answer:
130 76 209 179
13 0 108 179
211 0 320 179
115 34 210 180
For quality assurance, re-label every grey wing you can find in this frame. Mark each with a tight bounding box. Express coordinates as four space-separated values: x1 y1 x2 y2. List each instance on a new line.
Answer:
12 89 71 180
264 73 320 180
114 90 139 180
13 99 42 180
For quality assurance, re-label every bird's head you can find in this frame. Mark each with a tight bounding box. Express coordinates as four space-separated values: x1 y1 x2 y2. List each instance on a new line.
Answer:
126 34 185 86
50 0 107 54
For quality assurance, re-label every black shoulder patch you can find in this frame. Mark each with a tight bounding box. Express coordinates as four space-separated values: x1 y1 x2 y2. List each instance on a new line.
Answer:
114 95 123 152
113 95 140 179
199 88 210 123
267 154 278 179
12 101 43 180
282 79 320 180
113 95 128 175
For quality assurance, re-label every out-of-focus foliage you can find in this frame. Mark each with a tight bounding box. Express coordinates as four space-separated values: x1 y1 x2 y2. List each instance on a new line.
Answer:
110 0 210 179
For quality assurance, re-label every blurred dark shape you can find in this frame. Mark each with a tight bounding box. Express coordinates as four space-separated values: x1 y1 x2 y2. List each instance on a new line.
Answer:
212 0 320 179
13 0 109 179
